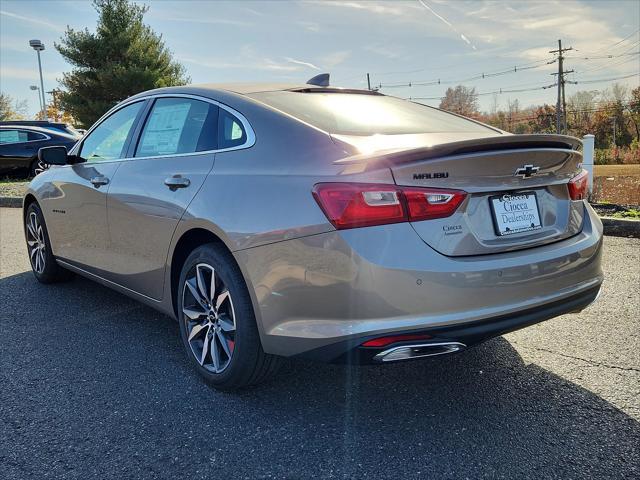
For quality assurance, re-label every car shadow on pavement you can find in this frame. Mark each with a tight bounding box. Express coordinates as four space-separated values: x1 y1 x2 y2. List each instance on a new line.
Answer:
2 271 638 479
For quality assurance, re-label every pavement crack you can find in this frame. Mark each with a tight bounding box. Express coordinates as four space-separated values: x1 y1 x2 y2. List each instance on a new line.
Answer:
511 342 640 373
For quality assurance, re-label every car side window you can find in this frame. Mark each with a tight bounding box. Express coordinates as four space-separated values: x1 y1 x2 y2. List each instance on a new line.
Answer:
79 101 143 162
218 109 247 149
0 129 28 144
135 98 218 157
27 131 48 141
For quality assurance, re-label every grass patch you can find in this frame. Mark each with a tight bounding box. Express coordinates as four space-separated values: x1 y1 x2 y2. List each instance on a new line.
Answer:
0 180 29 198
593 164 640 177
610 209 640 220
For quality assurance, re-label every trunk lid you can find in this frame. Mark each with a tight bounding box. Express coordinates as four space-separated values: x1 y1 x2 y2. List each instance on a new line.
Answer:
334 134 585 256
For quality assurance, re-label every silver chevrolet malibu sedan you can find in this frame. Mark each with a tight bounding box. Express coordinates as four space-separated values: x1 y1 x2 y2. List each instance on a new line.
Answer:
25 82 603 389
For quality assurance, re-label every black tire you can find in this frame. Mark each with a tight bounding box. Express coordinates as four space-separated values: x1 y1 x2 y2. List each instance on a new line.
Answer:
177 243 281 390
24 202 73 283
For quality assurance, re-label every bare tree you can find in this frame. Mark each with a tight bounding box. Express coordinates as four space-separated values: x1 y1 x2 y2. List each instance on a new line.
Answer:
439 85 479 116
490 93 499 115
567 90 598 134
0 92 28 121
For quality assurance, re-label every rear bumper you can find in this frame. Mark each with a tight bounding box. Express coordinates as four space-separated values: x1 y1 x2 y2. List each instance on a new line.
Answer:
234 202 603 360
300 284 601 364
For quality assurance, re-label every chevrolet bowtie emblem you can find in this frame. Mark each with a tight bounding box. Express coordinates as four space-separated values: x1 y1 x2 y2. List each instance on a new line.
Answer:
515 164 540 178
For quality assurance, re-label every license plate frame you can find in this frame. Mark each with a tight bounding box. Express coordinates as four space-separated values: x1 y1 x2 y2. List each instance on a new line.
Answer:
489 191 543 236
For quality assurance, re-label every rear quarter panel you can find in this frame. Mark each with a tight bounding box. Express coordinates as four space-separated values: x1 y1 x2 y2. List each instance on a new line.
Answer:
179 96 394 251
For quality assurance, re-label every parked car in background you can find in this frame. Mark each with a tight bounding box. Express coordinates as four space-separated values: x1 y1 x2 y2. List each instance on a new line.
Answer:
0 120 82 138
26 81 603 390
0 124 79 177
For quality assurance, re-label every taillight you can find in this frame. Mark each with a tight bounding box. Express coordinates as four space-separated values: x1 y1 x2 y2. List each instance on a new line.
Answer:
313 183 467 230
568 169 588 200
312 183 405 229
403 188 467 222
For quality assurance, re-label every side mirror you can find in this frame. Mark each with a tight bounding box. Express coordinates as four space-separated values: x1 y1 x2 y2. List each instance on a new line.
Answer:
38 146 70 165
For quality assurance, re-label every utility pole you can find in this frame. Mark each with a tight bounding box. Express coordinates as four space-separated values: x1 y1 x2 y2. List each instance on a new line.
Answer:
47 88 61 121
366 73 371 91
550 39 574 134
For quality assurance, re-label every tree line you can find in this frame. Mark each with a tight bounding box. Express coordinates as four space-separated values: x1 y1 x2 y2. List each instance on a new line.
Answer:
439 84 640 163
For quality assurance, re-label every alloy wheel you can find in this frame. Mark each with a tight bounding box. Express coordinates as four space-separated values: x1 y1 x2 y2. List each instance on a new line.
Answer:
182 263 236 373
33 161 48 176
26 211 46 274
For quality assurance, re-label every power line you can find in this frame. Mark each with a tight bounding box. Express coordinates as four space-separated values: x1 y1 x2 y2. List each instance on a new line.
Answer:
481 103 636 125
376 38 638 93
406 72 640 103
576 55 640 75
576 72 640 85
369 44 555 78
378 58 555 89
578 28 640 56
408 82 557 101
565 51 640 61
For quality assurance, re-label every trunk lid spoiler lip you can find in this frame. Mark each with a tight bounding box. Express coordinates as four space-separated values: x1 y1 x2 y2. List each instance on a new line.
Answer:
333 134 582 167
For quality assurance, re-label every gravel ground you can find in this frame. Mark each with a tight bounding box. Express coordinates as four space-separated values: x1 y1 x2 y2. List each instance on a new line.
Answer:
0 207 638 479
0 181 28 199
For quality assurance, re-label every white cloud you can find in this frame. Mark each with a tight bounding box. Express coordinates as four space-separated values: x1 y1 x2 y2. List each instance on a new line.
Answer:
178 55 301 72
243 7 264 16
0 9 65 32
148 10 252 27
364 44 406 60
304 1 416 16
0 66 60 81
297 21 321 33
0 37 31 53
284 57 321 70
321 50 351 68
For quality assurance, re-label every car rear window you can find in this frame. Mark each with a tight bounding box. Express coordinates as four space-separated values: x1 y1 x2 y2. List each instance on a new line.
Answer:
0 130 28 144
249 91 494 135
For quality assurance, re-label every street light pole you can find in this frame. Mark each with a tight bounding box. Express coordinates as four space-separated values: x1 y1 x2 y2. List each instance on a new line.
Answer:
29 39 47 120
29 85 43 114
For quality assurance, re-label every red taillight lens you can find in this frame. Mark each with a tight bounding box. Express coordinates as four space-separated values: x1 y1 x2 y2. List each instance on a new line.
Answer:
362 333 432 347
568 169 589 200
313 183 405 229
313 183 467 230
403 188 467 221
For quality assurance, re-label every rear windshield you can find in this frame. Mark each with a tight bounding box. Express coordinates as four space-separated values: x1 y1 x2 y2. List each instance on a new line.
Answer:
249 91 495 135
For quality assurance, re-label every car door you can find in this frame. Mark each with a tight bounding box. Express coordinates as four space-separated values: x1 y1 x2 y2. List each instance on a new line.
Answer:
41 100 147 272
0 129 41 174
104 96 219 300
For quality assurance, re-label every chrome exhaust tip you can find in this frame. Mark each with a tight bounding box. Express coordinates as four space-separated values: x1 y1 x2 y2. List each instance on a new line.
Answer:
374 341 466 363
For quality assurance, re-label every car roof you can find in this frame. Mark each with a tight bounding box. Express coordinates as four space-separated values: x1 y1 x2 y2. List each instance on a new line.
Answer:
0 120 69 128
197 83 312 94
0 124 78 139
130 83 377 99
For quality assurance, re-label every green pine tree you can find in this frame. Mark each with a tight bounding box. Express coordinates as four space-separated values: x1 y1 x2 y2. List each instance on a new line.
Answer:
56 0 189 127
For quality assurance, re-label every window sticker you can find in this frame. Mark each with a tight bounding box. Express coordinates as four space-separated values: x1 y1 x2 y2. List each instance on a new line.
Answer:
0 130 26 144
140 102 191 155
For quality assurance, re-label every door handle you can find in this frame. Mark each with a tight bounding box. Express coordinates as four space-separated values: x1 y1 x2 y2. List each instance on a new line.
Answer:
164 175 191 190
90 176 109 187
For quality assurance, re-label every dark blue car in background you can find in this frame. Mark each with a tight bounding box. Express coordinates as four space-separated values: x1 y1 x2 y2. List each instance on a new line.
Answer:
0 122 80 177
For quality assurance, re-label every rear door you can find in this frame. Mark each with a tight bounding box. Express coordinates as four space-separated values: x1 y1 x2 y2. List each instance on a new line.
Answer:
104 96 218 300
42 101 146 270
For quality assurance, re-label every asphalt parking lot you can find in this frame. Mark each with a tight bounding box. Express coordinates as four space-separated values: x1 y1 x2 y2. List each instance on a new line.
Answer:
0 207 638 479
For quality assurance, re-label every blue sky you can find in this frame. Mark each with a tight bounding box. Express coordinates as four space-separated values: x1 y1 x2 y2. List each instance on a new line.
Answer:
1 0 638 118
